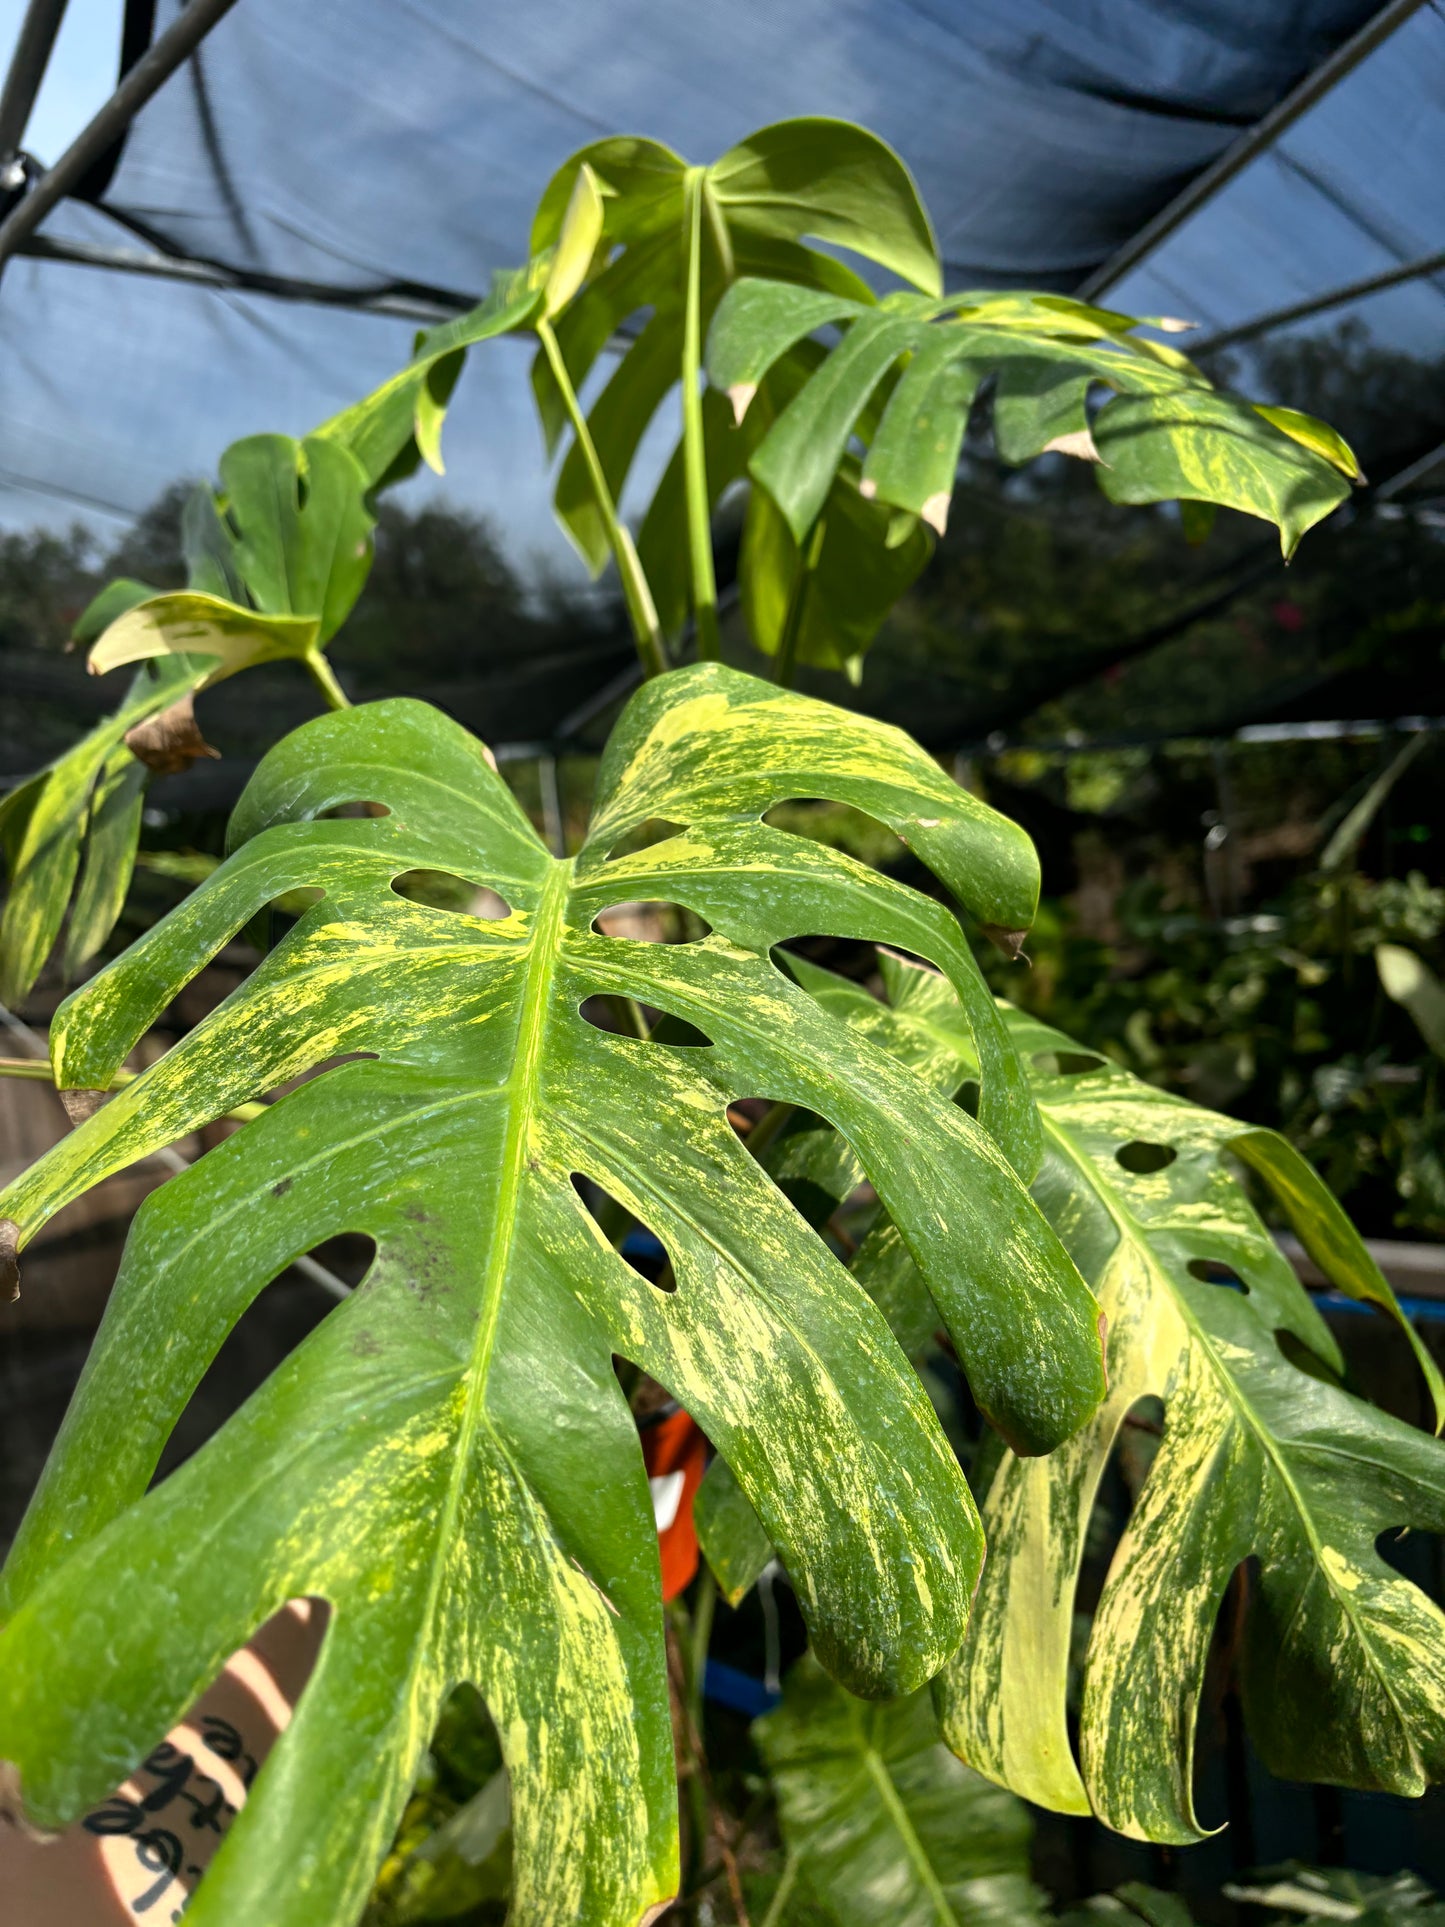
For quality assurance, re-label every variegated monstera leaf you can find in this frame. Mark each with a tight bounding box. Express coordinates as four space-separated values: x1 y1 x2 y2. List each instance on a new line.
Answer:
2 433 379 1005
0 665 1105 1927
940 1002 1445 1842
706 280 1361 557
0 657 202 1005
772 954 1445 1840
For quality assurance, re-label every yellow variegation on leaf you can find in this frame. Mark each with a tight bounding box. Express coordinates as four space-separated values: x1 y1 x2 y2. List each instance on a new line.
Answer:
706 280 1361 560
0 665 1105 1927
708 954 1445 1841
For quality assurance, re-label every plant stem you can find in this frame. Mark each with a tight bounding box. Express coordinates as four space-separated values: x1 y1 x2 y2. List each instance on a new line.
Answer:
773 522 825 688
304 650 351 711
743 1099 795 1161
537 316 669 680
668 1595 712 1891
0 1057 58 1083
682 170 720 662
759 1851 800 1927
0 1055 266 1123
689 1567 716 1743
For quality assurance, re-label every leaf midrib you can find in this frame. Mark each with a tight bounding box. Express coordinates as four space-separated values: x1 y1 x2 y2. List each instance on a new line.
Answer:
853 1720 956 1925
414 858 571 1660
1039 1106 1421 1772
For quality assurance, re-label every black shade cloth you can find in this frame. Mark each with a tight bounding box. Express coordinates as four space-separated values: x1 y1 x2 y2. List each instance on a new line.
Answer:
75 0 1389 293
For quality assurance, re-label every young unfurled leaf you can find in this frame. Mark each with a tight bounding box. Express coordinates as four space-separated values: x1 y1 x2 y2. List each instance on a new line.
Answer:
4 430 377 1002
544 162 606 318
756 1653 1048 1927
528 118 938 579
88 590 322 683
707 280 1358 558
0 666 1103 1927
88 436 375 690
315 263 547 488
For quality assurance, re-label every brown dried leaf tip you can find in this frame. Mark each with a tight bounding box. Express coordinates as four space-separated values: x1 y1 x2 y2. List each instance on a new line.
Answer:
124 695 221 776
60 1088 108 1125
980 923 1031 962
0 1218 18 1303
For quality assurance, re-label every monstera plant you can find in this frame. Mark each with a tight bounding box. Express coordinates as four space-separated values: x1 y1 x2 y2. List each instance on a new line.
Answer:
0 117 1434 1927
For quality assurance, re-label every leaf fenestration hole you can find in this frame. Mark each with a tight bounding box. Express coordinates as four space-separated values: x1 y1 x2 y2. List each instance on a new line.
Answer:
740 1099 870 1239
1076 1395 1166 1611
577 997 714 1047
1275 1326 1344 1386
261 1051 379 1106
953 1079 981 1118
646 1011 715 1048
153 1235 375 1488
604 818 686 862
1187 1257 1246 1293
1115 1140 1178 1175
1032 1049 1107 1076
571 1174 675 1290
1374 1523 1441 1587
764 798 906 870
88 1595 332 1915
390 871 512 919
319 799 391 819
389 1682 511 1899
591 901 710 943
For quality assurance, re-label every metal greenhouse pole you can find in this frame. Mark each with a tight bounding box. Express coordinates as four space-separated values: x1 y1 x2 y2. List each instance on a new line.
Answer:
1192 248 1445 355
1077 0 1431 302
0 0 244 278
0 0 70 192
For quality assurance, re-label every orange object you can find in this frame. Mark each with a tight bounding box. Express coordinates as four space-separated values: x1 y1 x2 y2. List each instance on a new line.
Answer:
641 1410 709 1601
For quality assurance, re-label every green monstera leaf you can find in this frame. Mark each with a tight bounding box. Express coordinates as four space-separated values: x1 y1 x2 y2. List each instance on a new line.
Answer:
756 1652 1047 1927
2 429 383 1003
706 280 1360 558
87 434 375 701
529 117 939 656
638 352 934 681
1 274 554 1009
0 666 1104 1927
